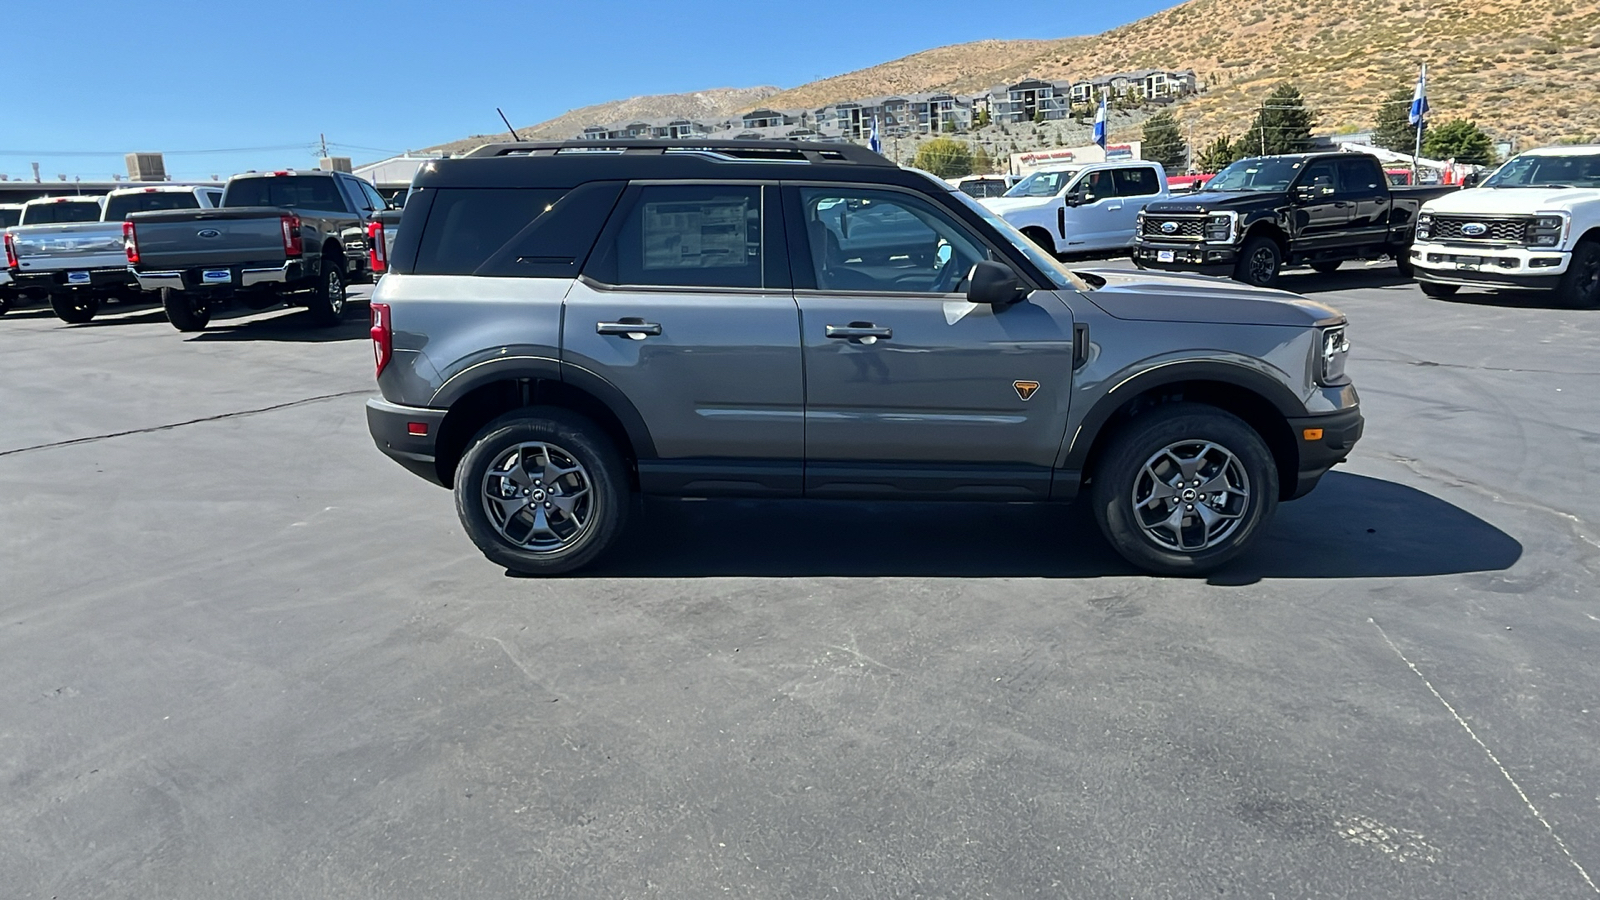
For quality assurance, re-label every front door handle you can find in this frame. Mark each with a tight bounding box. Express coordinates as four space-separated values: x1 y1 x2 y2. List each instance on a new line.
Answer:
825 322 892 343
596 319 662 340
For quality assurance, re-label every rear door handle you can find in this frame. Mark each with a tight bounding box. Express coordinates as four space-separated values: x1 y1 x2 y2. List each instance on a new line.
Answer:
596 319 662 340
825 322 892 342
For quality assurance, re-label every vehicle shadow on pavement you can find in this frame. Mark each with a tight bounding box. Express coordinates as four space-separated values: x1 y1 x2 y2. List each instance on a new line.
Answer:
1432 290 1582 311
68 310 171 328
557 471 1520 580
184 308 372 343
1275 267 1414 294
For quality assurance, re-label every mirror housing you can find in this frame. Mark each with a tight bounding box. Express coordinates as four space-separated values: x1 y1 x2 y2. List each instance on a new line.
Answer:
1063 190 1083 208
966 261 1027 306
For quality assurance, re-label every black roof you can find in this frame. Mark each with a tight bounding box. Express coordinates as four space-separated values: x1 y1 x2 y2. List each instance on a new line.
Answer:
415 139 914 190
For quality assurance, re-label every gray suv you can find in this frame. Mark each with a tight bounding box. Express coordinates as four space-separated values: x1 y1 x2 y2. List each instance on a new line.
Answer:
366 140 1362 576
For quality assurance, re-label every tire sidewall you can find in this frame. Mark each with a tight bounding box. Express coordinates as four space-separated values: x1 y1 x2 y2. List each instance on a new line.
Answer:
1234 236 1281 288
1090 404 1280 575
51 292 98 324
453 408 629 575
306 260 346 325
162 288 211 331
1560 240 1600 310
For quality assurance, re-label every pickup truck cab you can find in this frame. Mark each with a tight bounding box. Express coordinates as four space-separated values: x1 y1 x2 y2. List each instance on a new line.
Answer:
1409 145 1600 308
981 161 1169 257
1133 152 1457 287
3 187 221 323
127 169 389 331
0 203 20 315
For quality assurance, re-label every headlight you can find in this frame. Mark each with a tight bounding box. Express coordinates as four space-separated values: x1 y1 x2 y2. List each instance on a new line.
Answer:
1204 211 1237 243
1529 213 1566 248
1318 325 1350 385
1415 213 1432 241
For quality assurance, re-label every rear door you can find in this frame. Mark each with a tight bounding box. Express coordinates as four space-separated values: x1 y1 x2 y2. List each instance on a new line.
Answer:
785 183 1076 499
565 182 805 495
1335 156 1391 246
1109 164 1164 246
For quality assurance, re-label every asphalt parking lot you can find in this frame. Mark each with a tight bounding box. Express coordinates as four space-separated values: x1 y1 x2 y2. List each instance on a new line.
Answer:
2 268 1597 899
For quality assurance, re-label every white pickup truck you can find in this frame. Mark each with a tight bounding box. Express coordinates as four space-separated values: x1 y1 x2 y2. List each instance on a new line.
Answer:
1410 145 1600 309
980 160 1169 257
0 203 20 315
3 186 222 322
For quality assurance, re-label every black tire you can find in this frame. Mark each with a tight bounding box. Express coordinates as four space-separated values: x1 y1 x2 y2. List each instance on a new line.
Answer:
1557 239 1600 310
1089 402 1279 576
454 407 630 575
1233 235 1282 288
305 257 346 326
1419 281 1459 299
1309 260 1341 275
0 293 10 317
50 293 99 324
162 288 212 331
1020 228 1055 256
1395 253 1415 278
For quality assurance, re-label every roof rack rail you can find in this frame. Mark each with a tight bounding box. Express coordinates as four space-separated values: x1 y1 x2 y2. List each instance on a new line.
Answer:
462 138 894 166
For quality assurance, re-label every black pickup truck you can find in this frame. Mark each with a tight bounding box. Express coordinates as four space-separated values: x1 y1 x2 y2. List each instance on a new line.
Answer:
127 169 390 330
1132 152 1457 287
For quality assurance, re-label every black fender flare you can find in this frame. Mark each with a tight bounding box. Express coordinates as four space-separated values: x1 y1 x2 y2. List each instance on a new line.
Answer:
1061 360 1304 471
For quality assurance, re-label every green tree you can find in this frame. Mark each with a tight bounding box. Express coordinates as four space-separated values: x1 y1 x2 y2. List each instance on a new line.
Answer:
1195 135 1242 172
974 107 992 129
912 137 975 178
1033 109 1047 125
971 144 995 174
942 117 957 134
1372 88 1420 153
1142 111 1185 171
1423 119 1495 165
1240 83 1317 156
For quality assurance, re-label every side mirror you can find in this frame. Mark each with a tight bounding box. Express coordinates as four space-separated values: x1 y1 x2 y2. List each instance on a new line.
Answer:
1063 190 1082 207
966 260 1027 306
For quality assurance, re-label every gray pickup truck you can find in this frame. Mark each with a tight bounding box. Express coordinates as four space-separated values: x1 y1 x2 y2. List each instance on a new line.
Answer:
127 169 389 330
365 140 1363 577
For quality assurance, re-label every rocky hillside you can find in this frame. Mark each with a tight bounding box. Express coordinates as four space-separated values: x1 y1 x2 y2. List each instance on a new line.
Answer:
424 86 781 155
758 0 1600 148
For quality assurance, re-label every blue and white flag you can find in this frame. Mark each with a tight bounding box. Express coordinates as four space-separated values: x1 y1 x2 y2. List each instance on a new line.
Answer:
1092 92 1108 148
868 117 881 154
1408 64 1430 127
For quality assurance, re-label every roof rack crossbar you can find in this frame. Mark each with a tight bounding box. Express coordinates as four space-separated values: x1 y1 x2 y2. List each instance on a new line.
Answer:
463 139 894 166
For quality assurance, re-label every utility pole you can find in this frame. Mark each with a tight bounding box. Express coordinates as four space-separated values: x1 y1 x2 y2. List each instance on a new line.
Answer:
318 133 329 158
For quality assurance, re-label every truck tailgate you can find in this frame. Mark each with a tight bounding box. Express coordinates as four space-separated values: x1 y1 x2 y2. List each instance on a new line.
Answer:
130 207 290 270
8 223 127 272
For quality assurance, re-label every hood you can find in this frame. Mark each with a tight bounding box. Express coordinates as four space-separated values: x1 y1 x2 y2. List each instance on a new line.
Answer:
1074 267 1343 327
981 195 1055 215
1422 186 1600 215
1141 191 1268 214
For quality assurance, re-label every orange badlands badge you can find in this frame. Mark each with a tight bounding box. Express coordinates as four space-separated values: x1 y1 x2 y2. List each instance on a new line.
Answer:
1013 381 1040 401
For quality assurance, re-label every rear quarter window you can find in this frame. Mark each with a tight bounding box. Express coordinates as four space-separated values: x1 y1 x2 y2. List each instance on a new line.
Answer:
411 184 624 278
104 192 200 220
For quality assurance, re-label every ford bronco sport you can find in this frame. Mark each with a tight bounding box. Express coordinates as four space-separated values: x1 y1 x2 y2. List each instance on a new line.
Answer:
366 140 1363 576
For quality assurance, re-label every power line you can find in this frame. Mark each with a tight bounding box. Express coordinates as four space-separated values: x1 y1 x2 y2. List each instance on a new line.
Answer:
0 144 317 158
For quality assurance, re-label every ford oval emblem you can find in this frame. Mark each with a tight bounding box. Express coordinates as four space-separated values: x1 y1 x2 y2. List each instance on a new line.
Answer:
197 228 222 239
1160 221 1179 234
1460 222 1488 237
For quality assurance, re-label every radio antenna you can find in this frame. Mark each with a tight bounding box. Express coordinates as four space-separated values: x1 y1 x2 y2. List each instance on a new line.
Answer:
497 108 524 142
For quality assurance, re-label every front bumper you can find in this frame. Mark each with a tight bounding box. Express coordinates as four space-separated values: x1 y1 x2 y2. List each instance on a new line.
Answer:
10 267 135 295
134 260 302 292
1285 406 1364 500
1132 242 1237 274
1410 242 1569 289
367 397 448 486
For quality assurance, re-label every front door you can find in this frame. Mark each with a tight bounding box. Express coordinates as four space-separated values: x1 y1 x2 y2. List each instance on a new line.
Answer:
565 183 805 495
1062 169 1126 252
785 184 1077 499
1290 158 1353 253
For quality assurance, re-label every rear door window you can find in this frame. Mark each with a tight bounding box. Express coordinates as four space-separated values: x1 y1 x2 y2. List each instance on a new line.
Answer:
588 184 765 289
1112 166 1161 197
1336 157 1382 194
104 191 201 220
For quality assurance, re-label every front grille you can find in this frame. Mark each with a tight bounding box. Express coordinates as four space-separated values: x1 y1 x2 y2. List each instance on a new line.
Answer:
1431 216 1530 244
1142 215 1207 241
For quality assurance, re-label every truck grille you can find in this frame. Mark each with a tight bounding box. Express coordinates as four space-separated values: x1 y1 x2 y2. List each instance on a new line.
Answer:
1141 215 1207 241
1430 216 1530 244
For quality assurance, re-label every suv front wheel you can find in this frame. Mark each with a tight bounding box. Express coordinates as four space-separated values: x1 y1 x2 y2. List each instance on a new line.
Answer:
454 408 629 575
1090 403 1279 575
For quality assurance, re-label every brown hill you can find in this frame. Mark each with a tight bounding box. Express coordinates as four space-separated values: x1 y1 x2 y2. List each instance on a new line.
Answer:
758 0 1600 149
424 86 782 156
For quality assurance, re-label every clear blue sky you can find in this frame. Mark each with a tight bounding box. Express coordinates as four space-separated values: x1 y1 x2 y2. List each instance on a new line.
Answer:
4 0 1181 182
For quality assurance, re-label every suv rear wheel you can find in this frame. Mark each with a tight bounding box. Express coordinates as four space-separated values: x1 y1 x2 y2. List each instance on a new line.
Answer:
1090 403 1279 575
454 408 629 575
162 288 212 331
50 293 99 324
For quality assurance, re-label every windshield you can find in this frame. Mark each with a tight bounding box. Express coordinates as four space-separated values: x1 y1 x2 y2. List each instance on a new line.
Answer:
1482 153 1600 188
1204 157 1307 192
1003 169 1079 198
21 201 102 225
947 188 1090 292
104 191 200 221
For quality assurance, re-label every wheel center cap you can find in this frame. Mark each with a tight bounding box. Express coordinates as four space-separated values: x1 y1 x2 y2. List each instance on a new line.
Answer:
531 489 546 502
1180 488 1198 502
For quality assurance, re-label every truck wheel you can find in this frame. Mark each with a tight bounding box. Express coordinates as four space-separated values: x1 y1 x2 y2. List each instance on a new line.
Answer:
454 408 630 576
1419 282 1459 299
1395 253 1416 278
1558 240 1600 310
306 261 346 326
162 289 212 331
1234 236 1282 288
1310 260 1341 275
1089 402 1279 576
0 293 10 317
51 293 99 324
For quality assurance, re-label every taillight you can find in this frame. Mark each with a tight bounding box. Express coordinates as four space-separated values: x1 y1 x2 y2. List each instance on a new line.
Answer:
367 220 387 274
371 302 392 377
280 214 302 257
3 233 16 269
123 221 140 265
